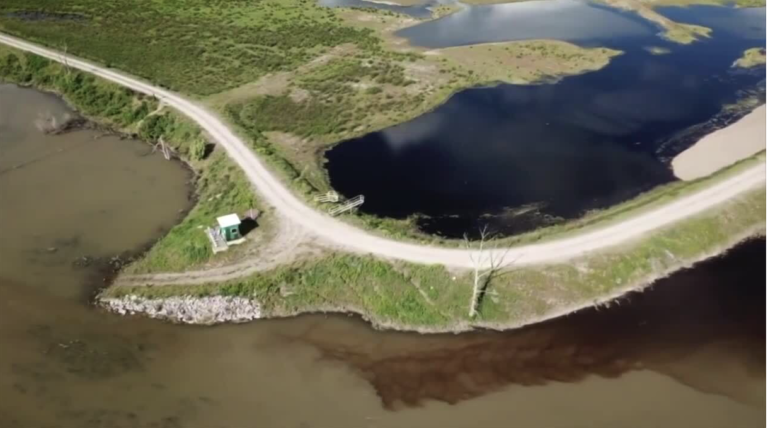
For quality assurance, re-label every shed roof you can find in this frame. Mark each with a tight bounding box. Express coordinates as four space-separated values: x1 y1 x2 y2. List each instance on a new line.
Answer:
217 214 241 228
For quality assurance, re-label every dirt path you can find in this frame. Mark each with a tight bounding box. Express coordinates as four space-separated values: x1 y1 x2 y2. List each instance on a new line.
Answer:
3 34 764 278
116 214 321 286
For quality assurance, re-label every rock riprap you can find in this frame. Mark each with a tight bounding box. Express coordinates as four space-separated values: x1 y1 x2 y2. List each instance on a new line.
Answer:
100 295 262 324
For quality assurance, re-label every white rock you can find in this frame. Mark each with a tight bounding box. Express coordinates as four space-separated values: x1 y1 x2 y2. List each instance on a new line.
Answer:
99 295 262 324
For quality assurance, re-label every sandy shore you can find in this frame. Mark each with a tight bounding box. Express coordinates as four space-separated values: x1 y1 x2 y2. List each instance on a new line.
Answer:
673 105 766 180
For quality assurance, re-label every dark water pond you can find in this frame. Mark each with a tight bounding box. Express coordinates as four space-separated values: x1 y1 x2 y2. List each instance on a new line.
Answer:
1 86 764 427
325 3 766 238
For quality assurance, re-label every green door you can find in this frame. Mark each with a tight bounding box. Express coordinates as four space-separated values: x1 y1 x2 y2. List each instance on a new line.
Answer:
226 225 240 241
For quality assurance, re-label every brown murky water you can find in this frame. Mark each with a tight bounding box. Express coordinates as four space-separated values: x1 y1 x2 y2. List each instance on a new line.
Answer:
1 85 765 428
0 84 191 299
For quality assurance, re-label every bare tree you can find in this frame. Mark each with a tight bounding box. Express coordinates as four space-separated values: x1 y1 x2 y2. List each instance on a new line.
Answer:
61 42 72 77
152 136 172 160
463 225 510 318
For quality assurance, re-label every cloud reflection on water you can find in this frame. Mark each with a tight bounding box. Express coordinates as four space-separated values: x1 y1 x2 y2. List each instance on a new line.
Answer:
397 0 655 48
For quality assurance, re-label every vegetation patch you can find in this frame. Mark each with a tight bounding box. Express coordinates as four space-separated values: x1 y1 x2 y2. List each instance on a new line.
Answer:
428 41 622 84
104 254 471 327
734 47 766 69
597 0 713 44
0 0 380 95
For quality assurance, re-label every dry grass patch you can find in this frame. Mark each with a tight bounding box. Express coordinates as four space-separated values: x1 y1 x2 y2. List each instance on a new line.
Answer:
734 47 767 68
429 41 622 84
599 0 713 44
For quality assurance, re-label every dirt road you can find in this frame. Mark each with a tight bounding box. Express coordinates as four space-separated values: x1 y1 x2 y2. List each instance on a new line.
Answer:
2 33 764 271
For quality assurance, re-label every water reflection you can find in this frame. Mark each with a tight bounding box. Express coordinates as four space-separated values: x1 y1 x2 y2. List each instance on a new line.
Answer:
306 239 766 412
396 0 655 48
659 4 766 41
326 5 766 238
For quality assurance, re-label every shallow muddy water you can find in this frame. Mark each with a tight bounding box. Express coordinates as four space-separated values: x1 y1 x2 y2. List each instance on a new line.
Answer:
325 3 766 238
0 84 192 298
1 72 765 428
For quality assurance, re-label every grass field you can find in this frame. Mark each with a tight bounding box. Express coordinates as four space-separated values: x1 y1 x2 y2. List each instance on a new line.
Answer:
0 0 379 95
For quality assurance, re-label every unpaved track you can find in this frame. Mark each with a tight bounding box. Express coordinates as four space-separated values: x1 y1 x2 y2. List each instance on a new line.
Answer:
3 34 764 272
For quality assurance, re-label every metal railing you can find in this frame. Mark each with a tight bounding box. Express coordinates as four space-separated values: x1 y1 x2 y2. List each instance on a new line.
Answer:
328 195 364 216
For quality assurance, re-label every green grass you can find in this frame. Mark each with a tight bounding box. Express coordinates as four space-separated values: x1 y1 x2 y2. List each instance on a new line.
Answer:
483 187 766 326
125 149 260 274
0 0 380 95
102 185 765 331
227 94 354 139
106 254 471 327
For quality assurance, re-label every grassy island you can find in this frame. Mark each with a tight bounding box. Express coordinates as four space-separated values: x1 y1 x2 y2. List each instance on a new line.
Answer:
734 47 767 68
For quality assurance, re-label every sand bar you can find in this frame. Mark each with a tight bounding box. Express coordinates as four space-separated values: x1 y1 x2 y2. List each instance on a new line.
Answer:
672 105 766 180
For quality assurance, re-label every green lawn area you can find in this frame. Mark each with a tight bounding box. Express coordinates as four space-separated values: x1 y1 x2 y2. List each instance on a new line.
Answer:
0 0 379 95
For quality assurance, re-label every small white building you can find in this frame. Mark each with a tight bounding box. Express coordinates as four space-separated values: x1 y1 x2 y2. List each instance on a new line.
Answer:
217 214 242 242
206 213 246 253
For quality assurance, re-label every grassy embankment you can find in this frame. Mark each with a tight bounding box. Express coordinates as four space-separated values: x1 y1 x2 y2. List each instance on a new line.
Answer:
735 47 767 68
0 0 625 248
0 45 261 272
103 174 765 331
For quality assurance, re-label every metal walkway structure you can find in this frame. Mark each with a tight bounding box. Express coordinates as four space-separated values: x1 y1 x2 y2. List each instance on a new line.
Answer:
206 227 228 253
328 195 364 216
314 190 340 203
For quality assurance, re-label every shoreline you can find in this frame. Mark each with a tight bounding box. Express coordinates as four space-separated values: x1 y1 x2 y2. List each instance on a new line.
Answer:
100 225 766 332
673 105 767 181
0 81 201 301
